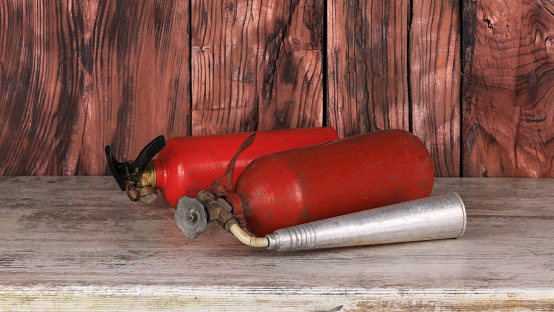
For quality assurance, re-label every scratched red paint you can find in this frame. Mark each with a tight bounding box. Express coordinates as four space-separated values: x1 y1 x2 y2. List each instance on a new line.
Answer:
225 130 435 236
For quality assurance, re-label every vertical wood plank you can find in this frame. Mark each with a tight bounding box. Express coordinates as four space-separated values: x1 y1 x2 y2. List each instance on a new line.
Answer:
462 0 554 177
0 1 84 175
80 0 191 175
410 0 461 177
0 0 190 175
258 0 325 130
327 0 410 138
190 0 324 136
153 2 191 141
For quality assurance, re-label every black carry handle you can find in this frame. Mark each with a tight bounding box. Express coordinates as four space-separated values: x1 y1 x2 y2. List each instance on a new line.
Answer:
105 136 166 191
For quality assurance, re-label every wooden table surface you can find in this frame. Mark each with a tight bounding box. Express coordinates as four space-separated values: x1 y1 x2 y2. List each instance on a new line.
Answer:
0 177 553 311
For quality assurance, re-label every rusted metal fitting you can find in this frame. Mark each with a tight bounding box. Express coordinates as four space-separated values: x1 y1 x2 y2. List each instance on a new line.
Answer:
197 190 238 232
125 181 140 201
123 161 158 203
224 193 247 226
175 190 240 240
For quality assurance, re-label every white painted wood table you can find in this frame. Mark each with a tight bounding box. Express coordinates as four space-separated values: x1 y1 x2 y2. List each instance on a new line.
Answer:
0 177 553 311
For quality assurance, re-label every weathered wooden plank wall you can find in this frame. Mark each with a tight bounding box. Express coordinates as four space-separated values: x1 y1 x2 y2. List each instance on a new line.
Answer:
411 0 461 177
190 0 324 135
327 1 411 136
0 0 190 175
1 0 552 178
462 0 554 177
327 0 461 177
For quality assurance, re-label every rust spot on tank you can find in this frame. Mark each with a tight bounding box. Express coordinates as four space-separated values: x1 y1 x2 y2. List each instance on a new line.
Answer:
300 209 310 218
416 177 429 190
242 199 252 218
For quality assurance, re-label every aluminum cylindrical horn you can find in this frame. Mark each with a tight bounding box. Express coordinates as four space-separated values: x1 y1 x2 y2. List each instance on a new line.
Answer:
266 192 466 251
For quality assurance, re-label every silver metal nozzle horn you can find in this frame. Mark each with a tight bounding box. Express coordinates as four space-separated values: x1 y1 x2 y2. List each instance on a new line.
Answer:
266 192 466 251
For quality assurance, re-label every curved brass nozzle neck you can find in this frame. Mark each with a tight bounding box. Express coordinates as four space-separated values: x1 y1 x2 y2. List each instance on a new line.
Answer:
132 161 158 203
136 161 157 188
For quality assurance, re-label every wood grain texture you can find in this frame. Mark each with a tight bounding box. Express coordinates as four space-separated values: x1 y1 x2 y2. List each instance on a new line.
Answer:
327 0 410 138
6 0 554 179
190 0 324 136
462 0 554 177
0 0 190 175
410 0 461 177
1 176 554 311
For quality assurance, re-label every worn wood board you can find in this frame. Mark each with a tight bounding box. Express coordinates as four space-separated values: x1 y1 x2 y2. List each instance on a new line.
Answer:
0 177 553 310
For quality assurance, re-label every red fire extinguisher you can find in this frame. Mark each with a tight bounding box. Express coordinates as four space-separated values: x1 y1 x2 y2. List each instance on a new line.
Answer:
175 129 435 239
105 127 338 206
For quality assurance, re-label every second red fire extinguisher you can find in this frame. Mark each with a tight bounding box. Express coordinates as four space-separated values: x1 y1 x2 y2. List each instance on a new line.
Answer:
175 129 435 239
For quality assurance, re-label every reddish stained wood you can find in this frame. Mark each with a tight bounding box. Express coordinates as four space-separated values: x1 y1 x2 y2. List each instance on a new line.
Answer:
0 1 190 175
327 0 410 138
0 1 70 176
258 0 325 131
7 0 554 179
190 0 324 136
410 0 461 177
462 0 554 177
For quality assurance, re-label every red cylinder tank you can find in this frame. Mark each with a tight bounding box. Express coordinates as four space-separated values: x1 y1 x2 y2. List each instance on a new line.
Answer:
154 127 338 207
224 130 434 236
